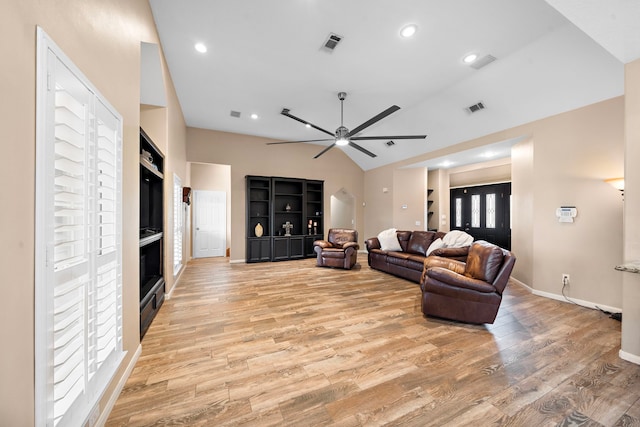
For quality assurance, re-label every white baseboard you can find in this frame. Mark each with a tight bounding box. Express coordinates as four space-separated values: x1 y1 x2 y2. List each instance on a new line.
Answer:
619 349 640 366
509 276 621 313
229 258 245 264
96 344 142 426
166 266 186 300
509 276 532 292
531 288 621 314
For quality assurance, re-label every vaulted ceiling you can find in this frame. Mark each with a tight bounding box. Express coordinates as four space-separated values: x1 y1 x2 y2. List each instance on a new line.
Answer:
149 0 637 171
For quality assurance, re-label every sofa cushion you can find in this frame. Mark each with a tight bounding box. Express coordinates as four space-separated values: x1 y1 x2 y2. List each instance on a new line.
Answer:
396 230 412 252
407 231 436 256
377 228 402 252
464 241 504 283
426 238 444 256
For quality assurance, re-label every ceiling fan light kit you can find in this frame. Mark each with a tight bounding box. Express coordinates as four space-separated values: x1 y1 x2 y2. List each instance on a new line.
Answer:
268 92 427 159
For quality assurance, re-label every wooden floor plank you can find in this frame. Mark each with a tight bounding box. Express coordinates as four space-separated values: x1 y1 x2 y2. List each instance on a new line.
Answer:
106 255 640 426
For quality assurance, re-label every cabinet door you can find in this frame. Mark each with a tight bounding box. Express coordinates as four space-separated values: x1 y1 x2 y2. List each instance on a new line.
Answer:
247 237 271 262
272 237 290 261
305 236 318 257
290 237 304 259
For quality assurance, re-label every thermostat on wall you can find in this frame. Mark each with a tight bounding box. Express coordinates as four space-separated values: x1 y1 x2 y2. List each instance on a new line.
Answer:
556 206 577 223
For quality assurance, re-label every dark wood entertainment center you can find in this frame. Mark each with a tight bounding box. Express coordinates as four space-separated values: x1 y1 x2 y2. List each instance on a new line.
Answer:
246 175 324 262
139 128 165 338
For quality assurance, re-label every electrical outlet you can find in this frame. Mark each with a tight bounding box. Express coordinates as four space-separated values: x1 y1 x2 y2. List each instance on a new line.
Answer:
562 274 570 286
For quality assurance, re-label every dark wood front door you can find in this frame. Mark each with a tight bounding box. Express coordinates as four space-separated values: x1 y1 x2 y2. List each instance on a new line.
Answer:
450 182 511 250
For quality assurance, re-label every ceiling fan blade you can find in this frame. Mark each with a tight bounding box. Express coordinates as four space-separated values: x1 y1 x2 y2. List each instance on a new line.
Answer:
348 141 377 158
281 108 335 137
266 138 333 145
313 143 337 159
347 105 400 137
351 134 427 141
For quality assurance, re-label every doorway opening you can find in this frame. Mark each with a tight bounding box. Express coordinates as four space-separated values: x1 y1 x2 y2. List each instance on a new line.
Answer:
330 188 356 230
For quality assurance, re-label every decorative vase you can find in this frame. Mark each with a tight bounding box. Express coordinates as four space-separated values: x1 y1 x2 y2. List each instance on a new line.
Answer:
285 203 292 212
254 222 263 237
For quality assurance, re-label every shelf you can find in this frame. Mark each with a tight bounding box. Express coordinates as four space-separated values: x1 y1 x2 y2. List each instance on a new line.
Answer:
139 127 164 339
140 158 163 179
140 231 163 247
247 175 323 263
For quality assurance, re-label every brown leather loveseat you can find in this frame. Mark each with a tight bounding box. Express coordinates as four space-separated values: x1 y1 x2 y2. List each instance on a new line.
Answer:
365 230 470 283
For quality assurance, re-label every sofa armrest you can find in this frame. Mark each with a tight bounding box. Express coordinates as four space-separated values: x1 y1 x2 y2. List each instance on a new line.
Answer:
425 267 497 294
423 257 466 274
365 237 381 251
342 241 360 251
420 257 465 289
430 246 470 258
313 240 333 249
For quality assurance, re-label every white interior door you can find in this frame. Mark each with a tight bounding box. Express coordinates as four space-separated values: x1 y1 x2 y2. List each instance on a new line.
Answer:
193 190 226 258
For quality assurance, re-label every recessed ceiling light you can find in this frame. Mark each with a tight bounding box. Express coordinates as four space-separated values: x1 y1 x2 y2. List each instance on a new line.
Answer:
400 24 418 38
194 43 207 53
305 124 311 129
463 53 478 64
250 113 259 120
440 160 454 168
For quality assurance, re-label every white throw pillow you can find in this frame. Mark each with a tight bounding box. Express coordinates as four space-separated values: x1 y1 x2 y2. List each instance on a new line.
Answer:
377 228 402 252
442 230 474 248
426 238 444 256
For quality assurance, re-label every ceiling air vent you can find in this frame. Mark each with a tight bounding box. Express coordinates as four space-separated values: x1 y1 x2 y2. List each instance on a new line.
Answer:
386 140 395 147
230 110 241 118
466 102 485 114
470 54 497 70
322 33 343 52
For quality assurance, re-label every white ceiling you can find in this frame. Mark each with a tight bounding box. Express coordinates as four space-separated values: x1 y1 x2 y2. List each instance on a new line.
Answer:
148 0 634 171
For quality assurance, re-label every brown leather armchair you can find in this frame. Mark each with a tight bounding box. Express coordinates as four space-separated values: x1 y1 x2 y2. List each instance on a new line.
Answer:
420 240 516 324
313 228 359 269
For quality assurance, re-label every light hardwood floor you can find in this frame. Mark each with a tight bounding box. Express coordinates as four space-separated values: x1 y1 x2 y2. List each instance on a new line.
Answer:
107 255 640 426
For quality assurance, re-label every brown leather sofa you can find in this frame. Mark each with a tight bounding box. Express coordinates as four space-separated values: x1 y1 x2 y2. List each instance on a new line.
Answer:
365 230 470 283
420 240 516 324
313 228 359 269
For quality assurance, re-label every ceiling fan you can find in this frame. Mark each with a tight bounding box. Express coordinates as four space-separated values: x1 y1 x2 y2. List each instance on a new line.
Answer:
267 92 427 159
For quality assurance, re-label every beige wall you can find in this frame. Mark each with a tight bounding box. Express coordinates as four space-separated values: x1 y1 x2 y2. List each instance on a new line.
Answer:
529 99 623 306
622 58 640 360
186 128 366 260
189 162 232 255
393 168 427 231
1 1 187 423
511 139 535 285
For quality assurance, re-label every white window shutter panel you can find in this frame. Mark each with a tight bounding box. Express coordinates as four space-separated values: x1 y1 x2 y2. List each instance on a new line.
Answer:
36 28 125 427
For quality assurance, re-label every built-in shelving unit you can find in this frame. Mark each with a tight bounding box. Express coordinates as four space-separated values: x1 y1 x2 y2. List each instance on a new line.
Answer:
139 128 164 338
427 188 437 231
246 175 324 262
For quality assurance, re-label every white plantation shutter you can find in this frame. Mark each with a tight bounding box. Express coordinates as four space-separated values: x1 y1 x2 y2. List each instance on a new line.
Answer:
36 28 124 427
173 174 183 275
